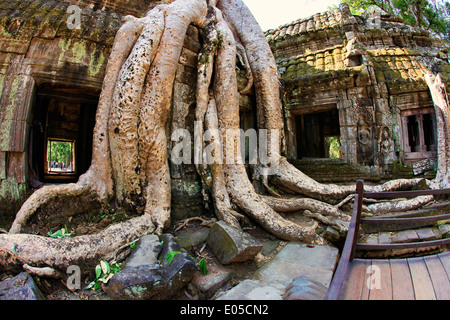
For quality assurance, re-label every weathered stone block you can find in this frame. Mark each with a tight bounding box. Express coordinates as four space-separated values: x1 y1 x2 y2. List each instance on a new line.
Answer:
160 233 182 263
176 229 209 250
216 279 282 300
416 228 442 241
123 234 162 268
323 226 340 243
163 252 197 295
108 234 198 300
256 243 338 288
207 221 262 265
283 276 328 300
193 268 231 299
107 264 168 300
439 224 450 238
159 234 198 297
377 232 392 244
392 230 419 243
0 272 44 300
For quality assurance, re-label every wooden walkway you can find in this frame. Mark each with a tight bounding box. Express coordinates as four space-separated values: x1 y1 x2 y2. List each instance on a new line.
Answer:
338 252 450 300
326 180 450 300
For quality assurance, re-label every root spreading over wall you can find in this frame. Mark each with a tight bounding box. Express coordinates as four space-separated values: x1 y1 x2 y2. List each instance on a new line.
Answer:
1 0 448 276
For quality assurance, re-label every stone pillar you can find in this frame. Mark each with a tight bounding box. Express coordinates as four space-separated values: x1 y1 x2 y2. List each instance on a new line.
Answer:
0 69 35 215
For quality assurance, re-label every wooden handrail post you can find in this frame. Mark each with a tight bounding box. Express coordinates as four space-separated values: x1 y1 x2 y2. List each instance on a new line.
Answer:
326 180 450 300
350 179 364 261
325 179 365 299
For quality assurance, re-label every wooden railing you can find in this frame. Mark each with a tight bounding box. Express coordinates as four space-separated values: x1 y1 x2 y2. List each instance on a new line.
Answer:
325 179 450 300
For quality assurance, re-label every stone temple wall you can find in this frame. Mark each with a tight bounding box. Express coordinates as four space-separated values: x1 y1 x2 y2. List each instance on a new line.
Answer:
266 3 450 182
0 0 449 222
0 0 209 221
64 0 161 17
0 0 123 219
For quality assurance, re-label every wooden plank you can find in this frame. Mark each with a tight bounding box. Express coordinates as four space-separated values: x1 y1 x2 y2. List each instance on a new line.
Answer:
438 252 450 281
356 238 450 251
368 202 450 219
390 259 415 300
361 214 450 233
423 255 450 300
408 257 436 300
360 260 372 300
364 188 450 199
339 259 370 300
368 259 392 300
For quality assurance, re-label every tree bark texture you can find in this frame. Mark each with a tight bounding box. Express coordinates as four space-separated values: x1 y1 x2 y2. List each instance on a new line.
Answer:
0 0 446 275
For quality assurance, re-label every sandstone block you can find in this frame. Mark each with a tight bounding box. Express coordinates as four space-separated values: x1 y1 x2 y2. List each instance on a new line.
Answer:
207 221 262 265
0 272 44 300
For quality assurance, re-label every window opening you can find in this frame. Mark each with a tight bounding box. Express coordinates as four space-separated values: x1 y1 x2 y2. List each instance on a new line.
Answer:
422 113 435 151
407 115 420 152
348 55 362 67
401 107 436 162
46 139 76 174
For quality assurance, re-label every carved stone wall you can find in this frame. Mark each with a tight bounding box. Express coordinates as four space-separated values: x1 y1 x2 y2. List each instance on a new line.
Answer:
64 0 162 17
0 0 124 218
267 3 450 181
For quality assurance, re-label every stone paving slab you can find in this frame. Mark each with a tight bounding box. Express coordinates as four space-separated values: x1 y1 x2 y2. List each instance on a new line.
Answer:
216 280 283 300
216 243 339 300
256 243 338 289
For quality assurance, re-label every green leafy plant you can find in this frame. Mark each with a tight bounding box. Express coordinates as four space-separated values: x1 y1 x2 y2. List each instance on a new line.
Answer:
164 251 208 275
339 0 450 49
164 251 182 264
197 258 208 275
85 260 122 291
48 225 71 238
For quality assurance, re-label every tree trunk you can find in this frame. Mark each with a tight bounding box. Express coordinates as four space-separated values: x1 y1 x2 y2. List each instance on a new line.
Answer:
0 0 440 276
425 73 450 187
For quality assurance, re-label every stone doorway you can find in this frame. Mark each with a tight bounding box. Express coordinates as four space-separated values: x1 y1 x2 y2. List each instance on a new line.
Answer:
29 87 98 184
295 107 341 159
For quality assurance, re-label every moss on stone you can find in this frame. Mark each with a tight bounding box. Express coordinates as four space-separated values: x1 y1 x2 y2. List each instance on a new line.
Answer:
89 46 106 77
0 178 29 221
0 76 21 150
71 40 87 63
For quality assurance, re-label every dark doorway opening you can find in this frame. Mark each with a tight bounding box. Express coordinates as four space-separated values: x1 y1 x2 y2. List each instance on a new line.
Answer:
30 86 98 183
401 107 436 163
296 108 341 159
407 114 420 152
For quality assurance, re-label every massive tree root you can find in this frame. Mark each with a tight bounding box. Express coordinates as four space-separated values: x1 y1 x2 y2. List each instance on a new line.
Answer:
1 0 209 274
0 0 445 275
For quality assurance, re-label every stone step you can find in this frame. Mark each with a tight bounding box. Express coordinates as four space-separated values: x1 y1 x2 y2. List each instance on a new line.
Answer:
215 243 339 300
362 215 450 233
368 201 450 220
362 202 450 233
358 224 450 258
362 225 450 245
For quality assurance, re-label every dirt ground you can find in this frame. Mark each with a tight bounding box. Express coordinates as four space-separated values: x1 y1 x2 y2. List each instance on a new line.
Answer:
0 213 300 300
